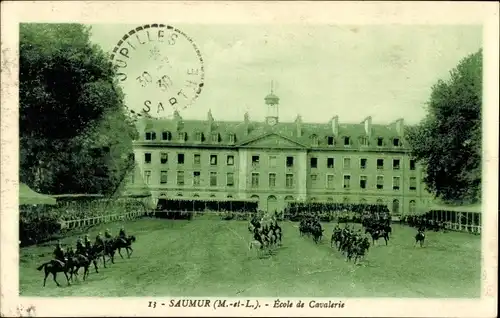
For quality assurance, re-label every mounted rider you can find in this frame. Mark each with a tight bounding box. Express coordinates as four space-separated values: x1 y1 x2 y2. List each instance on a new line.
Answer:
118 226 127 244
95 232 104 247
104 228 113 241
53 241 66 266
76 237 86 256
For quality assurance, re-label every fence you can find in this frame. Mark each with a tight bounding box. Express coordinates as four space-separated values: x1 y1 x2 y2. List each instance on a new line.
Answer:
404 209 482 235
59 210 146 230
426 209 481 234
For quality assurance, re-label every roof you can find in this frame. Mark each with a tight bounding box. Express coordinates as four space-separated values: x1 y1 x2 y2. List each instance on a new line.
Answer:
19 183 57 205
134 117 407 150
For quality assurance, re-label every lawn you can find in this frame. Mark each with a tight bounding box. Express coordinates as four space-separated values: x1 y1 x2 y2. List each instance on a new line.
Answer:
19 217 481 297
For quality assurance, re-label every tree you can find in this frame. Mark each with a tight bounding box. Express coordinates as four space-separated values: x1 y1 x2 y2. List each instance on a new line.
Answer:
19 23 138 195
406 49 482 204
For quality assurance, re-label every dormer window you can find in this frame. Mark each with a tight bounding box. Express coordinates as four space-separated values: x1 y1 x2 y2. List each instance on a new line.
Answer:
393 138 400 147
195 132 203 142
145 131 156 140
211 133 219 143
343 136 351 146
178 132 186 141
311 134 319 147
327 136 335 146
377 137 384 147
228 133 235 144
359 136 368 146
162 131 172 141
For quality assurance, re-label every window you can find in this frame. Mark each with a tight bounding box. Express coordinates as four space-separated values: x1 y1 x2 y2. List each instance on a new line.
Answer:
227 155 234 166
343 157 351 169
393 159 400 170
227 172 234 187
211 133 219 143
310 157 318 168
377 159 384 170
311 135 319 146
409 200 416 213
286 174 294 188
144 153 151 164
177 153 184 164
269 156 277 167
210 172 217 186
377 137 383 147
252 155 260 167
194 154 201 165
410 159 416 170
145 132 152 140
193 171 200 186
327 136 334 146
178 132 186 141
177 171 184 186
360 158 367 169
195 132 203 142
410 177 417 190
344 136 350 146
162 131 171 141
311 174 318 186
343 175 351 189
359 176 367 189
160 152 168 164
393 176 400 190
144 170 151 184
393 138 400 147
376 176 384 189
228 134 235 143
160 171 168 184
269 173 276 188
327 157 334 169
360 136 368 146
327 174 334 189
392 199 400 214
251 173 259 188
210 154 217 165
128 171 135 184
286 156 294 167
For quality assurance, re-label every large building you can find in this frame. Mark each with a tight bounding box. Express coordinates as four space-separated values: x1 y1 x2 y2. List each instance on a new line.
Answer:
125 90 433 215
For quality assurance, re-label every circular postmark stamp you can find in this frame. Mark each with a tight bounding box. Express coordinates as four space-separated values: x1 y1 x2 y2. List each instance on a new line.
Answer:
110 24 205 120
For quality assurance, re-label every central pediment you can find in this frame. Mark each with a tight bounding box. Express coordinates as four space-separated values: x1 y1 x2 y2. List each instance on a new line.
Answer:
238 132 307 149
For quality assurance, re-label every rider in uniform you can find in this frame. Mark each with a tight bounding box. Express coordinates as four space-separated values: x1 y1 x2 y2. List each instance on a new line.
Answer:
84 234 92 254
95 232 104 247
76 238 86 256
118 226 127 243
53 241 66 266
104 228 113 240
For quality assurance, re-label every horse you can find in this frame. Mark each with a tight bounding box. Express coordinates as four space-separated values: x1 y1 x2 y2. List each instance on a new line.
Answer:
367 228 389 246
312 227 324 244
68 253 95 281
113 235 136 259
415 231 425 247
36 259 72 287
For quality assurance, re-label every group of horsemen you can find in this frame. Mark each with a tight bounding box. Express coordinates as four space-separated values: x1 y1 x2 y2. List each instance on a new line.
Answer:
52 227 128 266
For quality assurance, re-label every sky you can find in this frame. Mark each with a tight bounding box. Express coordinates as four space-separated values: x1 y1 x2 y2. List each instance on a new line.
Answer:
90 24 482 125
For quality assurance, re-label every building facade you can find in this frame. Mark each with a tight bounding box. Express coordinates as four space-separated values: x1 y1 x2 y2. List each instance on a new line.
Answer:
125 91 433 215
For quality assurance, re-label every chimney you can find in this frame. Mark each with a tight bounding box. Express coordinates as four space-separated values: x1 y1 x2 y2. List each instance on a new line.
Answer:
173 110 183 131
395 118 404 135
330 116 339 136
295 115 302 137
244 112 250 135
361 116 372 137
206 109 215 133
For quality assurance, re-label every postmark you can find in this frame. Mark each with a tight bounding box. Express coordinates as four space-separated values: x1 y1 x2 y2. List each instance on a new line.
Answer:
110 24 205 119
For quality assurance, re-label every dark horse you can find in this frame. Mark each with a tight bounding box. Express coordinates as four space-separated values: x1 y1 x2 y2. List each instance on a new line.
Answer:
67 250 99 281
366 228 389 246
37 259 72 287
415 231 425 247
113 235 136 259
